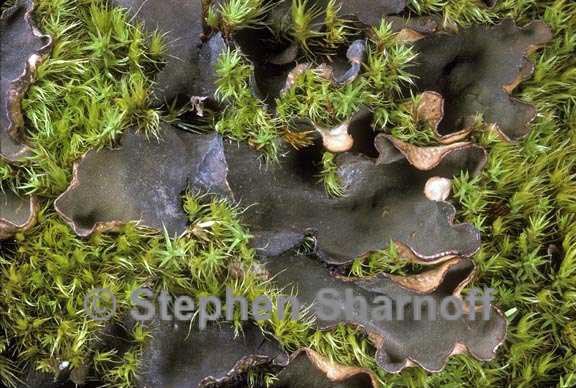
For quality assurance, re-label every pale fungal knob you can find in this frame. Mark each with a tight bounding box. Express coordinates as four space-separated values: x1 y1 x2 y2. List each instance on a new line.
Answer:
59 361 70 371
317 122 354 153
424 177 452 201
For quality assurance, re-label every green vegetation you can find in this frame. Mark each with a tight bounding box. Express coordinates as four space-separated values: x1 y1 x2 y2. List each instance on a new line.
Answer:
275 20 416 128
208 0 271 35
319 151 344 197
0 195 296 387
16 0 163 197
290 0 325 52
214 19 414 160
214 48 281 159
0 0 575 387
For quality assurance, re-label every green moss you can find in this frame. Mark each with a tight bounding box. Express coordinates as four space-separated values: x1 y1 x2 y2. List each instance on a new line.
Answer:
319 151 344 197
276 21 415 131
212 18 416 164
17 0 163 196
350 243 428 278
290 0 325 53
211 0 271 35
214 48 281 159
0 194 287 386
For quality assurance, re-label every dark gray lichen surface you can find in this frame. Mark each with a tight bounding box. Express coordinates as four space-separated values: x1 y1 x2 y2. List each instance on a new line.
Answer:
271 349 379 388
263 252 507 372
56 125 486 264
225 135 485 264
109 0 224 103
55 124 228 236
410 19 552 140
136 320 287 387
0 188 37 240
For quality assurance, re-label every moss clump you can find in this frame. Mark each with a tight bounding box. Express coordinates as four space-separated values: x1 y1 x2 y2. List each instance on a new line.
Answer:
213 19 416 162
0 195 299 387
17 0 163 197
214 48 281 159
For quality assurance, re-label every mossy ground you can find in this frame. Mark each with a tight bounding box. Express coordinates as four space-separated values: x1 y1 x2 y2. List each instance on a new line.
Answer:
1 0 575 387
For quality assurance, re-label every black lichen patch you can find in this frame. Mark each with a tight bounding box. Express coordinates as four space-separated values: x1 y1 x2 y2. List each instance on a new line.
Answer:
136 320 287 387
385 15 441 35
225 135 485 264
338 0 407 26
410 19 552 141
481 0 499 8
271 349 379 388
54 123 228 236
263 252 507 373
56 124 483 267
0 0 52 162
0 188 37 240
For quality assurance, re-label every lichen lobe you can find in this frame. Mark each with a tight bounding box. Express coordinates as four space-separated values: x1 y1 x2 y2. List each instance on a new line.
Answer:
410 19 552 141
263 252 507 373
54 124 229 237
0 0 52 161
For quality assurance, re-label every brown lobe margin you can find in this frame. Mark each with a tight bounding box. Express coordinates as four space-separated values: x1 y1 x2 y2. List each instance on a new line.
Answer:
322 134 486 265
292 348 380 387
406 20 552 143
416 91 473 144
348 259 508 373
381 134 487 172
0 194 38 240
3 0 53 154
389 257 462 293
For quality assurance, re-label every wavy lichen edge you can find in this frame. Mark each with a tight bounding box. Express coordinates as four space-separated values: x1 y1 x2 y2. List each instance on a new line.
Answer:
1 0 52 162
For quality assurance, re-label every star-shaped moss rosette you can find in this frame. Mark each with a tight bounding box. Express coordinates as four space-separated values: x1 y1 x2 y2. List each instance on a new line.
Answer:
263 251 507 373
0 188 38 240
408 19 552 141
54 123 229 237
252 38 367 109
271 348 379 388
0 0 52 162
109 0 226 105
225 133 485 264
292 39 366 86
